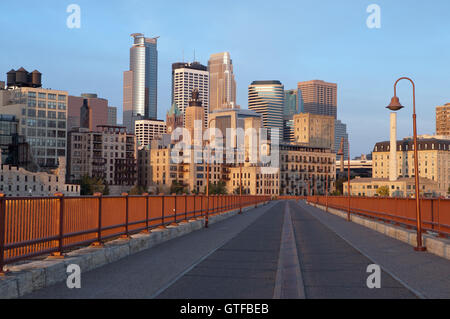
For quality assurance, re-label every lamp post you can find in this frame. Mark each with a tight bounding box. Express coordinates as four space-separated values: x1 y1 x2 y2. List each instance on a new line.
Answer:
239 160 243 214
325 174 328 212
204 118 217 228
347 140 351 222
387 77 426 251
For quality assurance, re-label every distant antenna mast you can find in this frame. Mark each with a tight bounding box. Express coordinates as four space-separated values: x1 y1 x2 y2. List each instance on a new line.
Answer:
193 49 196 62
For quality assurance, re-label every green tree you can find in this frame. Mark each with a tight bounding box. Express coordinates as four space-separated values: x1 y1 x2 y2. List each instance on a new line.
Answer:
376 185 390 197
129 185 146 195
80 175 106 195
209 181 227 195
170 180 186 194
447 186 450 195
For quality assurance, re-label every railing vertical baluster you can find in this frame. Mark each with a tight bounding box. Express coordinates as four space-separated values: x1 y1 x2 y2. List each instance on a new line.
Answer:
51 193 65 258
160 194 165 228
174 194 177 224
121 193 130 238
185 194 187 221
193 194 196 218
92 192 103 246
143 193 149 233
0 193 7 275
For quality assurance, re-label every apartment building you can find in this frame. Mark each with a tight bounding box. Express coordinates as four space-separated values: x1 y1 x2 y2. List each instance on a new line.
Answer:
279 143 336 196
134 119 167 147
372 137 450 196
0 157 79 197
0 87 68 168
66 125 137 193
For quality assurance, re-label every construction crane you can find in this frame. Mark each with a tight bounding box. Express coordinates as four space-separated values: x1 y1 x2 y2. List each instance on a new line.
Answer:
337 137 345 174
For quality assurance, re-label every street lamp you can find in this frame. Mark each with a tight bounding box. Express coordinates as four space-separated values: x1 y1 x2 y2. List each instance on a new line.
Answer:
347 140 351 222
204 118 217 228
387 77 426 251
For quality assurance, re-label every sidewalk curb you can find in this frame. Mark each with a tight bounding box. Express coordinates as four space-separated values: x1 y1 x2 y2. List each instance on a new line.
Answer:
0 202 269 299
307 202 450 261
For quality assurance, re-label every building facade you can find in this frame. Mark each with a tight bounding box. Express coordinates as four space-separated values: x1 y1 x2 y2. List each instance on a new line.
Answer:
297 80 337 118
344 177 439 197
66 125 137 192
248 81 284 132
172 62 209 128
293 113 335 150
123 33 158 132
372 137 450 196
107 106 117 126
166 102 183 135
208 52 237 112
68 94 109 132
0 87 68 168
436 103 450 136
226 165 279 196
0 157 79 197
279 143 336 196
334 119 349 160
134 119 167 147
283 89 301 142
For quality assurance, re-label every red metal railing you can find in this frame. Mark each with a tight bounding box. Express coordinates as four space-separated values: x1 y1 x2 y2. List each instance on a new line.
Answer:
0 193 270 272
307 196 450 238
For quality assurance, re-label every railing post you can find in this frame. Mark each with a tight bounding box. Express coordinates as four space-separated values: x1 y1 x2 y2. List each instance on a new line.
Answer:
120 193 130 239
184 194 188 221
173 193 177 225
159 193 165 228
193 194 196 219
142 193 149 233
0 193 7 275
51 193 65 258
92 192 104 246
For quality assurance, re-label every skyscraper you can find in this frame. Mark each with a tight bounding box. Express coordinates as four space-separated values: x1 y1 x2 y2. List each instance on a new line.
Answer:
334 119 349 160
298 80 337 118
248 81 284 131
123 33 158 133
283 89 301 141
208 52 237 112
68 93 108 131
172 61 209 128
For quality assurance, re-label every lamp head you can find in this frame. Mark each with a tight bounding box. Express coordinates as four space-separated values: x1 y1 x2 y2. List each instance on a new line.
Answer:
387 96 404 111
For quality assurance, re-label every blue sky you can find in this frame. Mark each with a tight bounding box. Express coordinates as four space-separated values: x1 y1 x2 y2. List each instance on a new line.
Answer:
1 0 449 157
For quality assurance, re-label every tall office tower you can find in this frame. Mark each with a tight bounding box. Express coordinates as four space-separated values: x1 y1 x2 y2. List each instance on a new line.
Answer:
79 99 92 130
283 89 301 141
334 119 349 160
68 93 108 131
123 33 158 133
248 81 284 132
166 102 183 134
107 106 117 126
436 103 450 136
184 89 205 145
172 61 209 128
208 52 237 112
298 80 337 118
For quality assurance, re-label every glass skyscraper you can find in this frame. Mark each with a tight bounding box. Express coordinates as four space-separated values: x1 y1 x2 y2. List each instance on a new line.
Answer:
123 33 158 132
282 89 301 141
248 81 284 132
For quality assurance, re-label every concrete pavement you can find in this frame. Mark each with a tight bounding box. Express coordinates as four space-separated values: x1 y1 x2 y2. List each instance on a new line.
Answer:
21 200 449 299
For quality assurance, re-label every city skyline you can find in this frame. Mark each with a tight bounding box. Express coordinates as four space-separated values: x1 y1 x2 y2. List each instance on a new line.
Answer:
1 0 449 158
